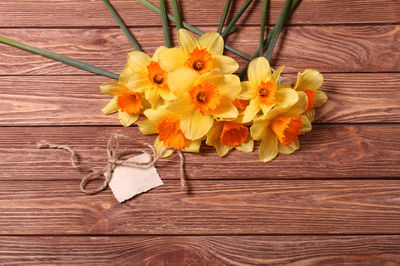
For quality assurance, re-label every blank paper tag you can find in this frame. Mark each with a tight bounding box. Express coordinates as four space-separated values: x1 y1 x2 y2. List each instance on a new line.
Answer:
109 153 163 203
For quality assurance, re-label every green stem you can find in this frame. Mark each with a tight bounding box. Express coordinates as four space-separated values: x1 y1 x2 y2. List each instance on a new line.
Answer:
221 0 253 39
171 0 183 30
259 0 268 56
0 35 119 79
159 0 172 47
264 0 293 61
240 0 300 79
102 0 141 51
137 0 251 60
217 0 232 34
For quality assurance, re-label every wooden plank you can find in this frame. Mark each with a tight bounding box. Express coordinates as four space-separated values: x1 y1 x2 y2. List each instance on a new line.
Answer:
1 0 399 27
0 25 399 75
1 236 400 265
1 73 399 126
0 180 400 234
0 125 399 181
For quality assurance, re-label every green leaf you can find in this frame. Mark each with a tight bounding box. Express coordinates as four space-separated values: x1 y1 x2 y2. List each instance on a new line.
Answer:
221 0 253 39
217 0 232 34
102 0 142 51
160 0 172 47
0 35 119 79
137 0 251 60
172 0 183 30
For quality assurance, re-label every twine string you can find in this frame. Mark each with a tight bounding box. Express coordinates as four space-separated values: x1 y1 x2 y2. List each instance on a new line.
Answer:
36 133 186 194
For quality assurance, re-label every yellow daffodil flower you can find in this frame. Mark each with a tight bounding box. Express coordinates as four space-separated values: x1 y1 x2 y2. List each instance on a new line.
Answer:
158 29 239 75
100 66 146 127
239 57 298 123
250 91 309 162
294 69 328 123
206 120 253 157
124 46 175 109
166 70 241 140
138 106 201 157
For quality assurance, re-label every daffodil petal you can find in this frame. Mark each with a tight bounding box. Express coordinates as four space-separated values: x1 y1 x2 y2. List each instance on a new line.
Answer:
198 31 224 55
272 65 285 84
101 96 118 114
119 65 134 84
127 51 151 72
177 29 199 57
145 88 160 109
100 81 127 96
306 108 315 122
314 90 328 107
239 81 257 100
201 73 241 100
250 115 268 140
138 119 158 135
168 68 198 96
212 97 239 119
158 47 186 72
285 91 309 116
275 87 299 109
166 95 194 116
242 98 261 123
259 128 279 162
125 72 152 92
143 105 171 122
155 136 174 158
159 86 175 102
212 55 239 74
236 138 254 153
181 110 213 140
278 140 299 155
260 104 272 115
152 46 168 61
182 139 202 153
248 57 271 84
294 69 323 91
300 115 312 134
118 110 139 127
206 122 232 157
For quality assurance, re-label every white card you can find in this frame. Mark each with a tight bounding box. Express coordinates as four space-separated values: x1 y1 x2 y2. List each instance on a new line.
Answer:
108 153 163 203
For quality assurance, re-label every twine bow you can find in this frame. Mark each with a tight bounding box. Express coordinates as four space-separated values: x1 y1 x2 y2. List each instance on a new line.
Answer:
37 133 186 194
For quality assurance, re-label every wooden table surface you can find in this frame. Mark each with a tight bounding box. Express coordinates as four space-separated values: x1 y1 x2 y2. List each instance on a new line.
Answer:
1 0 400 265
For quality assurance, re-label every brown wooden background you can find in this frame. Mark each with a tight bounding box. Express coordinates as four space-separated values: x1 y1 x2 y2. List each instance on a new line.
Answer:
1 0 400 265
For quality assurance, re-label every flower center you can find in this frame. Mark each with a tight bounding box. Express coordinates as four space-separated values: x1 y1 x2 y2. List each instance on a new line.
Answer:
257 81 277 105
157 117 187 150
270 116 303 146
185 47 215 74
189 82 221 115
220 122 249 147
147 61 167 86
117 91 143 114
196 92 207 102
193 60 204 71
153 74 163 84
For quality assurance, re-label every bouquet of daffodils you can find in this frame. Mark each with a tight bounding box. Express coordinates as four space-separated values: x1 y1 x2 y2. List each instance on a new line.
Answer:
0 0 327 162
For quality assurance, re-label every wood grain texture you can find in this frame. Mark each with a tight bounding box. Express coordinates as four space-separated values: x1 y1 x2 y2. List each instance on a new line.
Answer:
1 73 399 126
1 236 400 265
0 125 399 181
0 25 399 75
1 0 399 27
1 179 400 234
